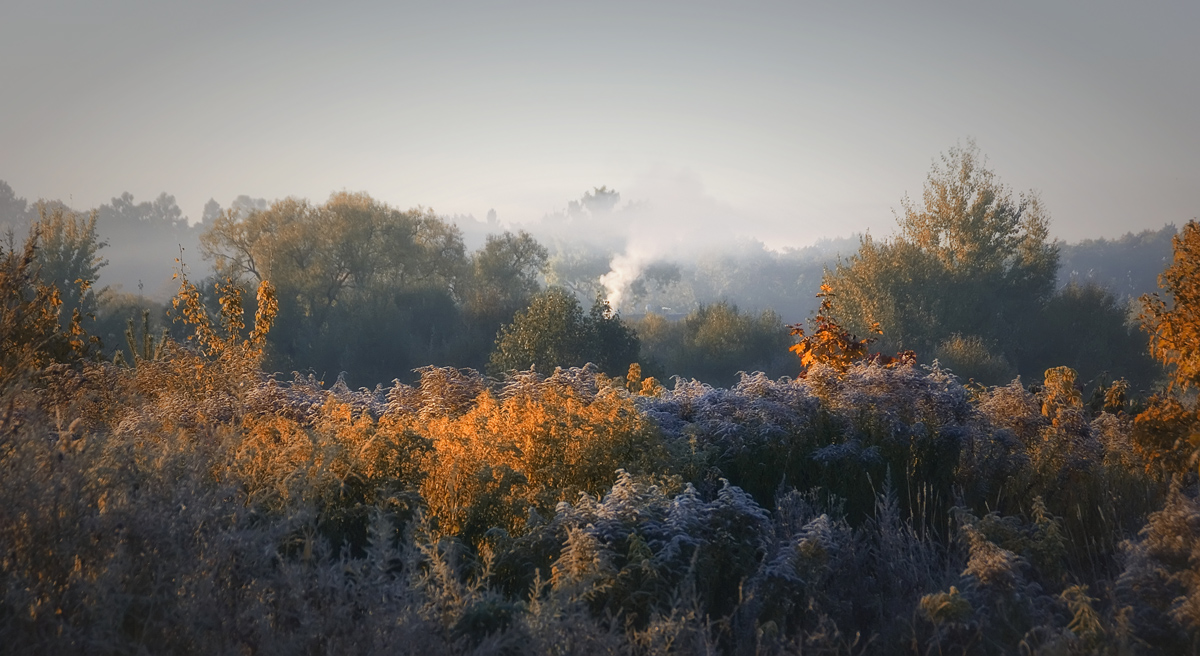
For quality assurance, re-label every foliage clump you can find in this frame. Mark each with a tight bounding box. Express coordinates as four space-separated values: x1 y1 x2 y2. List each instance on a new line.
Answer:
1141 220 1200 392
488 288 640 377
789 283 880 373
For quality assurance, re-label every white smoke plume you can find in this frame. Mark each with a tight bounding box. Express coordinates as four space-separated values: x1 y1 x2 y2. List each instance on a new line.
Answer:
506 168 806 313
595 171 759 312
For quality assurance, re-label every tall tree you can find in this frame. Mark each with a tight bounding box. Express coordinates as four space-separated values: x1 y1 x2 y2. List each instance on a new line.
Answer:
32 205 107 331
462 231 548 326
0 180 33 237
823 141 1058 368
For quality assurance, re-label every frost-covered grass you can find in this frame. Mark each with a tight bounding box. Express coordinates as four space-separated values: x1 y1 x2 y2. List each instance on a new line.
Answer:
1 355 1194 654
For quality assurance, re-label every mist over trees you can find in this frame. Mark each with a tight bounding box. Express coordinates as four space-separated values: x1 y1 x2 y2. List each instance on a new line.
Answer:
0 140 1176 391
6 143 1200 652
199 191 555 385
4 218 1200 650
1058 224 1177 301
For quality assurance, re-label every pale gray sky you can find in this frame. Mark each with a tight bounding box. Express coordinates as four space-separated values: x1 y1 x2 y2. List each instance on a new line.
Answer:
2 0 1196 245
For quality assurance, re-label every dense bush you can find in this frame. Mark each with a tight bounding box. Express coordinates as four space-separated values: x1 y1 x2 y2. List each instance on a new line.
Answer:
488 288 640 377
632 301 796 386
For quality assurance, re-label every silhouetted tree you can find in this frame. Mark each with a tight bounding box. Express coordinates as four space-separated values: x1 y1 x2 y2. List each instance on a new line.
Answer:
1026 282 1160 392
1060 224 1177 301
0 180 33 237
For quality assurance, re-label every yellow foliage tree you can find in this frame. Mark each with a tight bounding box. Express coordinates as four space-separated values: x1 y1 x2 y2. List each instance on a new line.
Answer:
1134 220 1200 477
1141 220 1200 392
0 229 97 389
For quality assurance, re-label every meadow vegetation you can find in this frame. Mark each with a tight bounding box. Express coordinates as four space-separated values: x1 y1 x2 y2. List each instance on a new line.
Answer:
2 148 1196 653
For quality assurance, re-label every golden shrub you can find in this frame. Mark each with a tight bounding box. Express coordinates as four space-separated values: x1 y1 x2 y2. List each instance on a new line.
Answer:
789 284 880 374
419 378 664 540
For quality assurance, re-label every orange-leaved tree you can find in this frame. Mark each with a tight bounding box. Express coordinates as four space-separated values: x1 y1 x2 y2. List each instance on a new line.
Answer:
0 229 98 390
789 283 881 373
1134 220 1200 477
1140 220 1200 392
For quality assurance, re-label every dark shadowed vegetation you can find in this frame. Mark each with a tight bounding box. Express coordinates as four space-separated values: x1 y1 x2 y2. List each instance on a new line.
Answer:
2 146 1194 654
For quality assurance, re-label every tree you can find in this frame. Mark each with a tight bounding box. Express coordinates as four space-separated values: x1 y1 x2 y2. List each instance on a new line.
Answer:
586 293 641 376
489 288 586 375
1 227 99 388
488 288 641 377
789 284 879 373
823 141 1058 368
32 205 107 329
1141 220 1200 391
568 185 621 217
93 191 198 294
0 180 33 237
1026 282 1159 391
200 191 470 384
545 246 611 300
462 230 549 334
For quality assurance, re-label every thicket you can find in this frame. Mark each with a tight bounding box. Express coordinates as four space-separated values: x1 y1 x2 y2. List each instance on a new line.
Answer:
488 288 641 377
4 220 1200 654
824 141 1159 391
632 302 796 387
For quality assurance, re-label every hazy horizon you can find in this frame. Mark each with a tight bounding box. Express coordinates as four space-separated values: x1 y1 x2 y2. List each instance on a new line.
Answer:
3 1 1197 248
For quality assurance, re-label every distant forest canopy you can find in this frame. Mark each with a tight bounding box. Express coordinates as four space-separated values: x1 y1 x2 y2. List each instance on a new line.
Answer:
0 178 1176 318
0 146 1179 390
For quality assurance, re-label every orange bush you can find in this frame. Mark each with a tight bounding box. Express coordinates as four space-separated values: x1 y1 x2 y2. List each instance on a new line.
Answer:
789 284 880 374
418 373 665 540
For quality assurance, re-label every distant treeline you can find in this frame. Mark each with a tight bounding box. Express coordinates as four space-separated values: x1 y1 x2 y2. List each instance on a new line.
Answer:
0 157 1175 391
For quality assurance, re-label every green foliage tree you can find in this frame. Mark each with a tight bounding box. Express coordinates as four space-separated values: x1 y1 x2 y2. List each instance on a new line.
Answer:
544 246 611 300
201 191 470 384
463 230 548 325
1027 282 1159 391
633 302 793 386
824 141 1058 372
586 294 642 376
31 205 107 332
488 288 640 377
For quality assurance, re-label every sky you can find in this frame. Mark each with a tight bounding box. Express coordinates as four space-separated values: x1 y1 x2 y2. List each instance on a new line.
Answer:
1 0 1197 247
